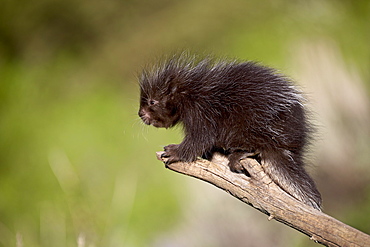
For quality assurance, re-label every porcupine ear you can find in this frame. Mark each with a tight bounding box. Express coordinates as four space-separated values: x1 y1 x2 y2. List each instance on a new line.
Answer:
163 52 192 98
165 67 186 97
167 78 190 109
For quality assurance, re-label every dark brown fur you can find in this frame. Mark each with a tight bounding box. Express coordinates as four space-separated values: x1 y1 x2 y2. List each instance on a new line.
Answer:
138 54 322 209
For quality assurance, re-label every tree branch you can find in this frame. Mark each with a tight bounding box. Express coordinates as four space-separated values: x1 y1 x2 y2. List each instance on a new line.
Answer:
156 152 370 247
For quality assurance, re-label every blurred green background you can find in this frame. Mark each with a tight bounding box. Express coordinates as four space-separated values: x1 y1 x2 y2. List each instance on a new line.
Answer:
1 0 369 246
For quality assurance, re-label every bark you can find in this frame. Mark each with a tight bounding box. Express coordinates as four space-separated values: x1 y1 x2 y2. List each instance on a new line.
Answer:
156 152 370 247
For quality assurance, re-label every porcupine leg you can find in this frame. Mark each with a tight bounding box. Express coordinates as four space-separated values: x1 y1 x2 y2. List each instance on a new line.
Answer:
227 150 260 176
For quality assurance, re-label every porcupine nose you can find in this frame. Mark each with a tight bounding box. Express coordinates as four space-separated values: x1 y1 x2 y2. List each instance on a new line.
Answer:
138 109 151 125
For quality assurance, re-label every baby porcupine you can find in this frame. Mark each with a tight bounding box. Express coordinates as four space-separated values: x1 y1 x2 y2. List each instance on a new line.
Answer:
138 54 322 210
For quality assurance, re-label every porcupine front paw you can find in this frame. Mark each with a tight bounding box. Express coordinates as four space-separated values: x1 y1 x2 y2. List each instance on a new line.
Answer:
161 144 181 164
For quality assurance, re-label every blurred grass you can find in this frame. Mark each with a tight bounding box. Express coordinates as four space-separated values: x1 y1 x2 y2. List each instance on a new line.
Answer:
0 57 184 246
0 0 369 246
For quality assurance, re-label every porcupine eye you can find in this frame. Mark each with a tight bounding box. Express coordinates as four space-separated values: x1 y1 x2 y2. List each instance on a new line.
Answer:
148 99 158 106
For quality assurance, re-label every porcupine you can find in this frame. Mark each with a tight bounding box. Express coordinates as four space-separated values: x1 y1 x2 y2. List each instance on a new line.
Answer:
138 54 322 210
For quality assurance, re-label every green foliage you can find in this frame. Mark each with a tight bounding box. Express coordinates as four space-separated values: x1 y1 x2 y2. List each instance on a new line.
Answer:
0 59 183 246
